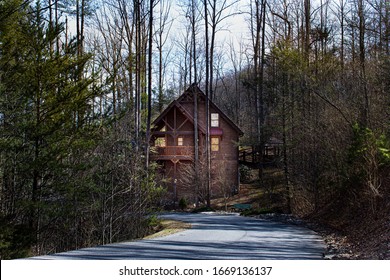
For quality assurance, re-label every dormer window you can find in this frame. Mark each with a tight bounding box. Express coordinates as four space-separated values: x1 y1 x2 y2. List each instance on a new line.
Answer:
211 113 219 127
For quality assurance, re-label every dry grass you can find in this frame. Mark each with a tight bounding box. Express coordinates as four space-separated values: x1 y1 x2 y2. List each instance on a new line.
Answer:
212 168 288 212
143 220 192 239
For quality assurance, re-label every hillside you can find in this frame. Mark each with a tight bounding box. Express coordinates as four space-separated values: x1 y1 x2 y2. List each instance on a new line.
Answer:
211 167 390 260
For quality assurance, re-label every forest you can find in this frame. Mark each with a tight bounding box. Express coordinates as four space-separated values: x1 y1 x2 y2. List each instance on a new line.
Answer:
0 0 389 259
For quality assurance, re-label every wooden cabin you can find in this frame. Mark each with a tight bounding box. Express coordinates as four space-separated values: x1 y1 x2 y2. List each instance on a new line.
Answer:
151 84 243 206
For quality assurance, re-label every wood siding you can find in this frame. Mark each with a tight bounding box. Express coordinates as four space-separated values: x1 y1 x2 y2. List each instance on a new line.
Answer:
151 85 242 204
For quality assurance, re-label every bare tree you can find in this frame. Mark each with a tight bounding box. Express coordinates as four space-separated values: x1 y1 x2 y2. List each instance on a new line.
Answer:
214 160 234 211
155 0 174 112
146 0 155 168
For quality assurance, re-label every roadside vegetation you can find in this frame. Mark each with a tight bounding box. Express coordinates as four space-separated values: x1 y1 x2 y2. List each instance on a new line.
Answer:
211 166 390 259
1 0 389 259
144 220 192 240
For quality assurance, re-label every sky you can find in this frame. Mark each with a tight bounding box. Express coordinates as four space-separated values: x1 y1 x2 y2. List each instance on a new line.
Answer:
62 0 256 92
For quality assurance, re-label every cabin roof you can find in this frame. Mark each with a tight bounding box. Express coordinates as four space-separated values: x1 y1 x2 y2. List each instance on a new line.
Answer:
153 84 243 136
152 99 206 134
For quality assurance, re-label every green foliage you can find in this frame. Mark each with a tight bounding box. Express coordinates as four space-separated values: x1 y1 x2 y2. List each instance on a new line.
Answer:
377 135 390 165
146 215 160 228
178 197 188 210
0 216 35 259
0 1 104 257
239 165 252 183
60 0 98 18
349 123 390 167
271 43 307 76
240 208 274 216
346 123 390 191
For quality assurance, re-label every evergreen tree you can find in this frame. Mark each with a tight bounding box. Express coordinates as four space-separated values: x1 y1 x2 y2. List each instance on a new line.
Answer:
0 0 99 258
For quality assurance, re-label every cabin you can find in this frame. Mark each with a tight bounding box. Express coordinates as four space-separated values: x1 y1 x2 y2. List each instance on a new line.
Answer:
151 84 243 206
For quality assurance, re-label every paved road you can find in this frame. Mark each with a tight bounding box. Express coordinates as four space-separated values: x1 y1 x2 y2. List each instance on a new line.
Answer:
31 212 325 260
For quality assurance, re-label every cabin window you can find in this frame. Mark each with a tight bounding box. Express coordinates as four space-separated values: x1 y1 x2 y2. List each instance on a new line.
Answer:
211 113 219 127
211 137 219 152
178 137 184 146
155 137 166 147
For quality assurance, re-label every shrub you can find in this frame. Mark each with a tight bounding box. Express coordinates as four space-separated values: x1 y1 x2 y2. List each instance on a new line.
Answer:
178 198 188 210
239 165 252 183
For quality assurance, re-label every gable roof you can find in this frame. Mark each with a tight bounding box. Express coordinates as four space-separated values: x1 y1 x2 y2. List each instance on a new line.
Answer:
152 84 243 136
152 99 206 134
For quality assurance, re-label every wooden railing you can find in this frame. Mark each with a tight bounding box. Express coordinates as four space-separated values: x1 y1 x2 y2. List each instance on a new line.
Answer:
239 145 282 164
151 146 195 159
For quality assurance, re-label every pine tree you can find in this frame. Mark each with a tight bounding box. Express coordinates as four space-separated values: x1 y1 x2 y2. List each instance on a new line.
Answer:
0 0 99 258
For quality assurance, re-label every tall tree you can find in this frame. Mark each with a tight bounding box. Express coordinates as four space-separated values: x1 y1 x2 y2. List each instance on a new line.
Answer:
0 0 99 257
146 0 154 168
357 0 369 126
155 0 173 112
203 0 211 206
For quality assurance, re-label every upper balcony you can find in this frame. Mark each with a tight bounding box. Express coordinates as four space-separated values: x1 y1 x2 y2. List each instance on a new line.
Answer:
150 146 195 161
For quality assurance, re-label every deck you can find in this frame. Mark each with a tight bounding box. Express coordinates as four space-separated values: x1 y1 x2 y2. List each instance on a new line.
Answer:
239 145 282 168
150 146 195 161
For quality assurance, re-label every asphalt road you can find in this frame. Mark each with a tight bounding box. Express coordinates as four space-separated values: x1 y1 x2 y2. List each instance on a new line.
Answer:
30 212 326 260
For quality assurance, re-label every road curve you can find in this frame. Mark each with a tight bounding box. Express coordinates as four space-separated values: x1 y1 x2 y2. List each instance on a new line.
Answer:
30 212 326 260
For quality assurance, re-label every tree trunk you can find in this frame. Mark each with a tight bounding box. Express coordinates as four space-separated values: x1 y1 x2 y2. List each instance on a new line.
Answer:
358 0 369 126
204 0 211 207
146 0 154 169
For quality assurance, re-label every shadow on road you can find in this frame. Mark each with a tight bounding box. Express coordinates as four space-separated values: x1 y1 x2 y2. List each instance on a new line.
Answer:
31 213 325 260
